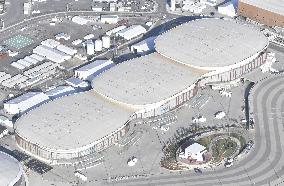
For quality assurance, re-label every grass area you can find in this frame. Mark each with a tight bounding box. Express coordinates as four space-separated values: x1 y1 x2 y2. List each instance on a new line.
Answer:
196 136 212 149
163 143 179 159
230 133 247 150
212 138 237 163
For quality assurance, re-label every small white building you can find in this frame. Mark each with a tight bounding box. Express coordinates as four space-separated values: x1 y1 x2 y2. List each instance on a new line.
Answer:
92 6 103 11
86 40 95 55
95 39 103 52
204 0 217 6
109 2 117 11
116 25 147 40
30 54 45 61
84 34 95 40
56 45 78 56
33 45 71 63
45 86 76 99
105 25 127 36
171 0 176 11
24 2 32 15
179 142 207 163
72 39 83 46
100 15 119 24
218 2 236 17
130 36 156 55
72 16 91 25
41 39 61 48
55 32 71 41
0 115 13 129
11 62 25 70
24 56 39 65
74 59 115 81
4 92 50 115
102 36 111 49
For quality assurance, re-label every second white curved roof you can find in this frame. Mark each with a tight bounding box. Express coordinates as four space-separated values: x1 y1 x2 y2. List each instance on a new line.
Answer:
155 18 268 69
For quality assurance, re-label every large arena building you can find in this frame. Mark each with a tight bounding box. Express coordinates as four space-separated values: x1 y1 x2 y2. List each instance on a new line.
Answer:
0 151 25 186
238 0 284 27
15 18 269 164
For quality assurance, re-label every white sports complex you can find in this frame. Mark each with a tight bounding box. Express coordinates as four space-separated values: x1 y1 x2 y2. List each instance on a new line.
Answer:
15 18 269 164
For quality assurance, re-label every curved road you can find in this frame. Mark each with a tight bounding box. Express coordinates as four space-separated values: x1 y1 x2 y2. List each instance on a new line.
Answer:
111 75 284 186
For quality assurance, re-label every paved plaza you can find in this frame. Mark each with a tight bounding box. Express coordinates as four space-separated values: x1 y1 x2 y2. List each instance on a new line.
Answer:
4 35 34 49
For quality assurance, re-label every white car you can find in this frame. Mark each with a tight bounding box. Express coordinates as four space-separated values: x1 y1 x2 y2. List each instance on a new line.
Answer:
227 158 234 163
127 157 138 166
161 126 169 131
224 162 233 168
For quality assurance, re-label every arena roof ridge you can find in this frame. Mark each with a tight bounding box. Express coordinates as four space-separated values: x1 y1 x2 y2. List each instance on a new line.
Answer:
92 53 205 106
15 91 133 150
155 18 268 70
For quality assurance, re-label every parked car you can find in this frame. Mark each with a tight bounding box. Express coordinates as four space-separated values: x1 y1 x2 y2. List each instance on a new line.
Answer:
194 168 202 174
227 158 234 163
224 162 233 168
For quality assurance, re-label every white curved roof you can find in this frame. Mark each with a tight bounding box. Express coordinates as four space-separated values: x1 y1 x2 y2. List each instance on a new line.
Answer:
15 91 132 150
0 152 22 186
155 18 268 69
92 53 205 106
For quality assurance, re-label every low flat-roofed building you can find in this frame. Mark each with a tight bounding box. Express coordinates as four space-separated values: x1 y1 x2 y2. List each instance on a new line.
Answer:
0 151 24 186
15 91 132 162
238 0 284 27
106 25 127 36
72 16 91 25
92 53 204 108
45 86 76 99
116 25 147 40
56 45 77 56
4 92 50 115
74 59 115 81
33 45 71 63
155 18 268 70
0 115 13 128
100 15 119 24
179 142 207 163
41 39 60 48
65 77 90 90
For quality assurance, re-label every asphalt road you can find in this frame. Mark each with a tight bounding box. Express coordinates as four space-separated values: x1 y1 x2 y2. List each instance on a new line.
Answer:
108 75 284 186
0 0 25 27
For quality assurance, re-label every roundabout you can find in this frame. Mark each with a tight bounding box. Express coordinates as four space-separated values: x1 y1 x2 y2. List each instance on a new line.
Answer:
112 75 284 186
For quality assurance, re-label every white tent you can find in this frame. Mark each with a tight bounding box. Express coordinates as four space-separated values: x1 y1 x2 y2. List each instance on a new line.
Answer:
72 16 90 25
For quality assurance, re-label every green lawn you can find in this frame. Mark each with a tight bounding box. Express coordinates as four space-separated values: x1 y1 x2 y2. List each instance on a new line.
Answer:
196 136 212 149
212 138 237 163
